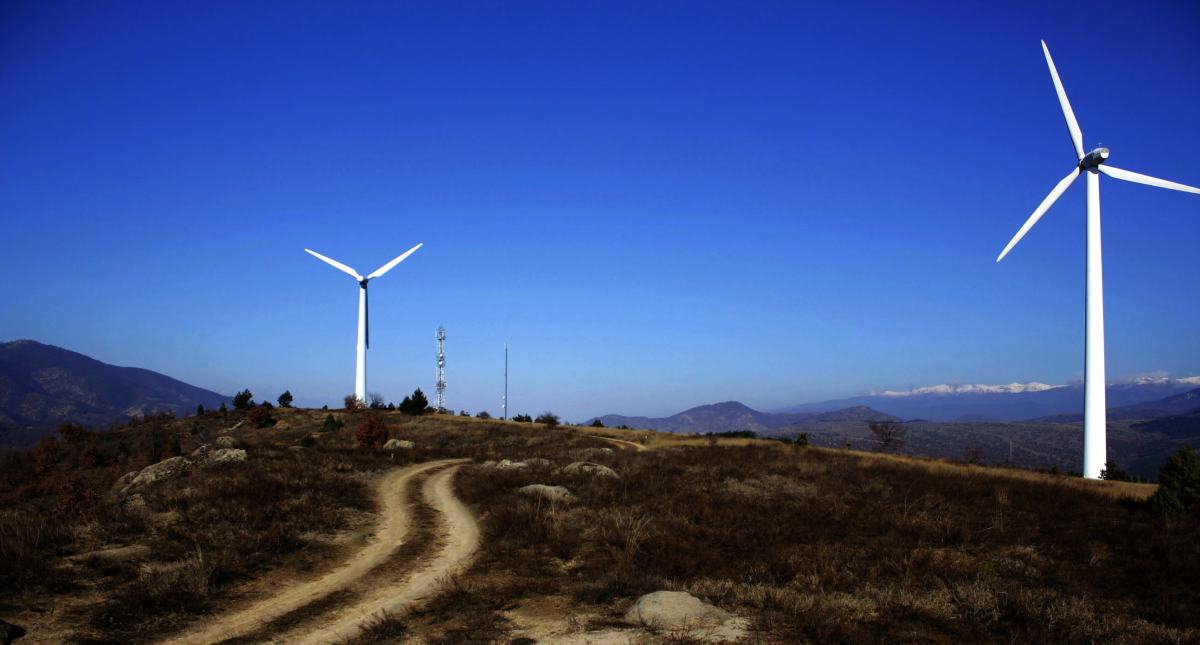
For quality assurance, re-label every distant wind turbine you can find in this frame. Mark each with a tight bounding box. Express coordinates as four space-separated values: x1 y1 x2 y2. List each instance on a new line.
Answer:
305 243 423 403
996 41 1200 479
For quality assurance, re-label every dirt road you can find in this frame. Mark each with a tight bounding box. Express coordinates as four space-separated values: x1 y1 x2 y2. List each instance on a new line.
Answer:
588 434 648 452
159 458 475 645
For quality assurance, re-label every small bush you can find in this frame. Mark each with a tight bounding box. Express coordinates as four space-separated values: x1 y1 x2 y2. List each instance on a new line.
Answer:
513 414 533 423
277 390 293 408
321 413 343 433
399 389 429 416
247 406 275 429
476 411 491 419
869 421 907 451
344 394 364 411
354 414 390 448
535 412 560 428
589 419 605 428
369 393 386 410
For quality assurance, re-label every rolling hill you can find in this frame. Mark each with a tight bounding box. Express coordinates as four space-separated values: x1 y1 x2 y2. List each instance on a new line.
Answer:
0 339 228 447
591 401 897 435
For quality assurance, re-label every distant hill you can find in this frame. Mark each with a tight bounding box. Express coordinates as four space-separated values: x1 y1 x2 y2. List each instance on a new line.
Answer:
1037 388 1200 423
779 379 1200 422
591 401 897 435
0 340 228 447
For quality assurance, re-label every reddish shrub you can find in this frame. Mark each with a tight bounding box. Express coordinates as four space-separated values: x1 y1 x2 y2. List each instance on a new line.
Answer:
354 414 390 448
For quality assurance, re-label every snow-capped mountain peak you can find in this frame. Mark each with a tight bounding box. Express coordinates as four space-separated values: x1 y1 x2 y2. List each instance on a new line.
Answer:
876 382 1063 397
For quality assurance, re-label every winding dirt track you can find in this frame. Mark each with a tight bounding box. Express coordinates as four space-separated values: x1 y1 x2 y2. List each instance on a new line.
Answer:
159 458 477 645
588 435 648 452
280 464 480 644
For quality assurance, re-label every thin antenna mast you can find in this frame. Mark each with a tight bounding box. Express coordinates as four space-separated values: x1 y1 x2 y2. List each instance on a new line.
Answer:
435 326 447 412
503 341 508 420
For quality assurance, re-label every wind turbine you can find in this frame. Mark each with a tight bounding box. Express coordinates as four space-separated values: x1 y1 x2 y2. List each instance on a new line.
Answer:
305 243 423 403
996 41 1200 479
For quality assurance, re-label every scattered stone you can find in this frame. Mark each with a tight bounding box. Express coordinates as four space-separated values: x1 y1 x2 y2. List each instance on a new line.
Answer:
215 435 238 448
479 460 497 469
189 444 211 459
496 459 530 470
382 438 415 451
577 447 615 460
124 456 192 492
518 484 574 502
207 448 247 465
624 591 747 640
0 620 26 645
563 462 619 479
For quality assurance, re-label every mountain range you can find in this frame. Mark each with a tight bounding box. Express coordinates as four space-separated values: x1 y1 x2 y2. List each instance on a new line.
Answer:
0 339 228 447
777 379 1200 422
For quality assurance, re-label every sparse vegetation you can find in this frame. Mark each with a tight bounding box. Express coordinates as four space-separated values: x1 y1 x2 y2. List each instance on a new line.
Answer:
321 413 344 433
3 411 1196 643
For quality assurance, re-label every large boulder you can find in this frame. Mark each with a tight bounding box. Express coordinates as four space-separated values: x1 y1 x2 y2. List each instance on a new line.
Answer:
518 484 574 503
495 459 530 470
207 448 247 465
111 470 138 493
624 591 746 640
563 461 619 479
124 457 191 491
525 458 553 469
382 438 415 451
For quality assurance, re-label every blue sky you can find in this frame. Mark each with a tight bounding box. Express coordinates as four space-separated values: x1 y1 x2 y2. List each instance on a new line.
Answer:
2 1 1198 420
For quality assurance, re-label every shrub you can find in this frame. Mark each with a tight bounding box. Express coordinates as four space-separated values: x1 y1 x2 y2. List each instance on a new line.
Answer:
589 419 605 428
233 389 254 411
344 394 364 411
535 412 560 428
476 411 492 419
277 390 294 408
869 421 907 451
196 404 205 416
354 414 390 448
219 402 228 414
369 393 386 410
513 414 533 423
247 406 275 429
459 410 470 417
321 413 344 433
1149 447 1200 516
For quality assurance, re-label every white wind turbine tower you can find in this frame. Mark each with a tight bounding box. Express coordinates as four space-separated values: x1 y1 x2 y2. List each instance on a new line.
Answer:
997 41 1200 479
305 243 423 403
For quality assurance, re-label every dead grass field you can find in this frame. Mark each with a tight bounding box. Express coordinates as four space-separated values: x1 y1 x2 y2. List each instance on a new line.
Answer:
1 408 1193 643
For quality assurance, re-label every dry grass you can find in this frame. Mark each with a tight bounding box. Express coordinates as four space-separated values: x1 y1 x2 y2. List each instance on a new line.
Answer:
3 410 1192 643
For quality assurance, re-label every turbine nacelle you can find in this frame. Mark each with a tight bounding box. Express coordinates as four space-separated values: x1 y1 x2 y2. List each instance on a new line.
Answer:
1080 147 1110 171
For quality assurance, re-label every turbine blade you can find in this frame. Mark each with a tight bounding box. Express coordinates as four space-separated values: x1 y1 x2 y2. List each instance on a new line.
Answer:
366 242 423 280
1041 40 1085 160
1099 165 1200 195
304 249 362 280
997 167 1081 262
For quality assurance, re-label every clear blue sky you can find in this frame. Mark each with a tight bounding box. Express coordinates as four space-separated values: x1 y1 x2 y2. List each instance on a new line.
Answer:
2 1 1198 420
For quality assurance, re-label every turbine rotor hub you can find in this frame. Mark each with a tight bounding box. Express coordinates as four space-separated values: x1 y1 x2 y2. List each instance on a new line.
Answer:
1079 147 1110 170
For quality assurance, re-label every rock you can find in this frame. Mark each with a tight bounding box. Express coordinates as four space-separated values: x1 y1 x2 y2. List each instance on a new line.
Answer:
496 459 530 470
480 460 497 469
121 493 148 515
208 448 247 465
111 470 138 493
577 447 615 460
382 438 415 451
563 462 619 479
0 620 26 645
518 484 574 502
215 435 238 448
525 458 553 468
624 591 746 640
190 444 211 459
124 457 192 492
